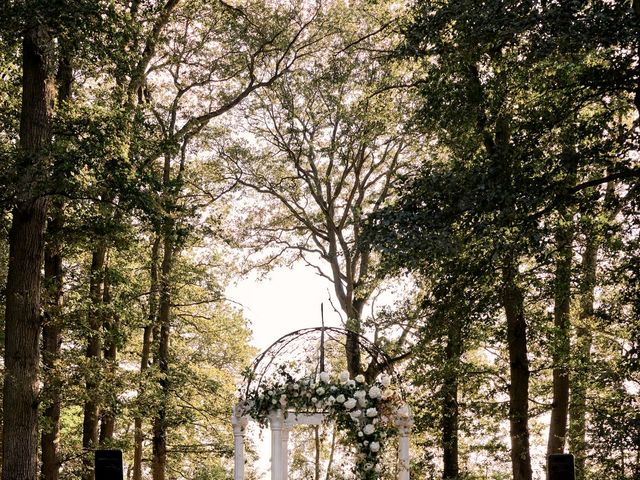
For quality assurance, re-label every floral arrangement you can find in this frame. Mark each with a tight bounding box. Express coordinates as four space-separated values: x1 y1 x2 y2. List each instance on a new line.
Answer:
239 365 406 479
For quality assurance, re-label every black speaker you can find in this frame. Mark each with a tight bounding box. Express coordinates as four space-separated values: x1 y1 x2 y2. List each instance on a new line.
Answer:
95 449 123 480
548 453 575 480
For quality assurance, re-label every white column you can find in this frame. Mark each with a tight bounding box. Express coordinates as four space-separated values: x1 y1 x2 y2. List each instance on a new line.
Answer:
396 405 413 480
231 408 249 480
282 417 292 479
270 410 285 480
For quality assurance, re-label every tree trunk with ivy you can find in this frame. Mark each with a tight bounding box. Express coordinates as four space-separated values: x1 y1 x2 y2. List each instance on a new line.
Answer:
2 22 55 480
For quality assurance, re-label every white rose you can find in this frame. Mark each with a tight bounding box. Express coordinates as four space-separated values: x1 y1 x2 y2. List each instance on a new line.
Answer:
358 397 367 407
319 371 330 383
358 431 363 437
327 395 336 404
346 380 356 388
339 371 350 383
354 390 366 399
336 394 346 403
316 387 325 396
380 374 391 387
366 407 378 418
368 386 381 399
355 374 365 383
369 441 380 452
311 397 317 404
381 389 393 400
344 398 357 410
363 423 375 435
349 409 362 419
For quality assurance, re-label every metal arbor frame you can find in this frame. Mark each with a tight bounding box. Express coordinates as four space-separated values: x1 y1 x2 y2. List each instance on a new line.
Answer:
232 327 412 480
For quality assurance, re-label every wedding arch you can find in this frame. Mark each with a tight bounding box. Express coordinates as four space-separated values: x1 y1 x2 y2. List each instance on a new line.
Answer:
231 327 412 480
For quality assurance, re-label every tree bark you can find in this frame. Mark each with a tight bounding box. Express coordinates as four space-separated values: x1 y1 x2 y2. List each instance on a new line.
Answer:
40 201 65 480
151 232 173 480
569 227 598 479
82 245 107 480
502 261 533 480
41 45 73 480
2 23 54 480
547 209 573 456
133 236 161 480
99 272 118 444
441 321 461 480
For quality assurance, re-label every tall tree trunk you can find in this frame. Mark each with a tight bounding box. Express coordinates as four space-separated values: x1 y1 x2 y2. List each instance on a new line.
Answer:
151 232 173 480
40 201 65 480
568 232 597 480
41 45 73 480
82 245 107 480
2 23 54 480
502 261 533 480
133 236 161 480
99 271 118 444
547 210 574 456
441 321 462 480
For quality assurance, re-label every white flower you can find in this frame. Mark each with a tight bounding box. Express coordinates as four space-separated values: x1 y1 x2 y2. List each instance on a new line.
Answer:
316 387 325 396
330 386 337 392
380 374 391 387
368 386 381 399
369 441 380 452
336 394 346 403
355 374 365 383
344 398 357 410
319 371 330 383
339 371 350 383
358 431 363 437
349 409 362 419
327 395 336 404
293 383 300 390
358 397 367 407
354 390 366 399
364 463 373 471
311 397 317 404
363 423 375 435
346 380 356 388
366 407 378 418
397 404 410 418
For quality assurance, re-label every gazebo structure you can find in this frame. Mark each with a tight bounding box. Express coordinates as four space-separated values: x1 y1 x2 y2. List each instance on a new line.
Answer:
231 327 412 480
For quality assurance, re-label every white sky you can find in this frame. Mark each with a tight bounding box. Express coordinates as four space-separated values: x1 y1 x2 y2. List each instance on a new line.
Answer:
225 265 343 350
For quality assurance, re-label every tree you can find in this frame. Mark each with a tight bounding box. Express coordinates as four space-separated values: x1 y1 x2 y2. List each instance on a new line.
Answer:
364 1 640 478
1 6 55 478
222 0 416 377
